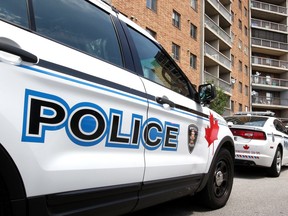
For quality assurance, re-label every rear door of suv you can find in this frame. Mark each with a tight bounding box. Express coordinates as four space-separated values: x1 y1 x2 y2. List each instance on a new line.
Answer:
0 0 147 203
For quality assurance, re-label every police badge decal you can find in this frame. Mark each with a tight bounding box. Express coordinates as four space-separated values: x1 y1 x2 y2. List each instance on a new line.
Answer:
188 124 198 154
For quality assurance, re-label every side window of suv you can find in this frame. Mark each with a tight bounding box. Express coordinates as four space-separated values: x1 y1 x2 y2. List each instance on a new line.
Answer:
0 0 29 28
128 27 191 97
32 0 123 67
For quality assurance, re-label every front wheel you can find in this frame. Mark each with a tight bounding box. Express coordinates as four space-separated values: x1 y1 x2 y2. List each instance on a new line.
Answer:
199 148 234 209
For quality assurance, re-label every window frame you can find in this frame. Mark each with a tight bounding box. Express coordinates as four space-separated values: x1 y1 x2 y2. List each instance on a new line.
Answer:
123 25 197 99
172 10 181 29
146 0 157 12
190 53 197 69
172 42 180 61
190 23 197 40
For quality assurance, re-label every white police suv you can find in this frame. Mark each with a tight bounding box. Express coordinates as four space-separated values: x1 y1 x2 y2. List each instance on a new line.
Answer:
0 0 235 215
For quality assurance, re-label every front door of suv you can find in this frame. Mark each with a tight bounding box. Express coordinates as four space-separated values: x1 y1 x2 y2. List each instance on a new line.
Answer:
125 26 211 197
0 0 147 205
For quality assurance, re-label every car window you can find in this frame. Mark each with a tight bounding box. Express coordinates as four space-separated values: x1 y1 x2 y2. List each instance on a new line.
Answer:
225 116 267 127
32 0 123 67
0 0 29 28
274 119 287 134
127 27 191 97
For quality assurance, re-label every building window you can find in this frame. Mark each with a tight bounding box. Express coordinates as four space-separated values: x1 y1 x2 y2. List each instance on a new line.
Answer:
238 39 242 50
190 53 197 69
231 100 234 112
245 85 248 96
172 10 181 28
172 43 180 60
245 65 248 75
244 7 248 17
146 27 157 38
238 19 242 30
238 0 242 10
238 81 242 93
244 45 248 55
231 54 234 66
146 0 157 12
191 0 197 11
238 60 242 72
190 23 197 39
231 11 234 22
245 26 248 36
239 103 242 112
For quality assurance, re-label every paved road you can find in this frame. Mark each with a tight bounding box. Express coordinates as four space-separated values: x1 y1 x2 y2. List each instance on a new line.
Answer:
128 166 288 216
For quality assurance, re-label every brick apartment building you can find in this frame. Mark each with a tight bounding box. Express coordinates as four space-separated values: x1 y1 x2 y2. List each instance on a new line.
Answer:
110 0 251 116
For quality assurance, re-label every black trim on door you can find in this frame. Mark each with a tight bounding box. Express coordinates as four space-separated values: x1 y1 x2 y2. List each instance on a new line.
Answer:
27 174 205 216
28 183 141 216
134 174 204 212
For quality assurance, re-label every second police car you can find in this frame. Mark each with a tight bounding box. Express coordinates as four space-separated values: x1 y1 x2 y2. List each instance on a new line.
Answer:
225 111 288 177
0 0 235 215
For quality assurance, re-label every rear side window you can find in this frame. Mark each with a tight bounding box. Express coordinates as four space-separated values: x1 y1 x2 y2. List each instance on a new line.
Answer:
32 0 123 67
0 0 29 28
225 116 267 127
128 27 191 97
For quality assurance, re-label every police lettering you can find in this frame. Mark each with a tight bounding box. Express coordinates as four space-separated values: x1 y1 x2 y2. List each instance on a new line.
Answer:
22 89 179 151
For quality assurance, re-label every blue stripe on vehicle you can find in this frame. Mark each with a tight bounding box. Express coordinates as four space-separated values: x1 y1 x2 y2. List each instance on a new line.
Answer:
19 59 214 123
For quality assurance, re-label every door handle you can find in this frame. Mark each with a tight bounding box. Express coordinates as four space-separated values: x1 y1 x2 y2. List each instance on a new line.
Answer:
156 96 175 108
0 41 38 64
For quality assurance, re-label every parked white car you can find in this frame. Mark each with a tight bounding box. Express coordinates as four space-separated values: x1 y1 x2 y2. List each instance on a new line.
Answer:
0 0 235 215
225 112 288 177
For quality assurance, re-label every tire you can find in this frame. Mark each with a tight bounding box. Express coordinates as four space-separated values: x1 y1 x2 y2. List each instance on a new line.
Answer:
268 146 282 177
198 148 234 210
0 177 12 216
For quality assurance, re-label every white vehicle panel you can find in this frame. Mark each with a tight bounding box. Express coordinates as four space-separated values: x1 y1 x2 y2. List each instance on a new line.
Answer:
0 21 148 197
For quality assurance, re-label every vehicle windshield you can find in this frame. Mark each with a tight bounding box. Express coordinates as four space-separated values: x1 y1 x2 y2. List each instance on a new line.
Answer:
224 116 268 127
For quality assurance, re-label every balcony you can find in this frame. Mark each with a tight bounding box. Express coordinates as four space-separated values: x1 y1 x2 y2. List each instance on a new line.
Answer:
252 56 288 70
251 0 287 15
251 18 287 33
204 71 231 93
204 43 231 70
252 75 288 88
252 96 288 107
252 37 288 52
206 0 231 23
205 15 231 47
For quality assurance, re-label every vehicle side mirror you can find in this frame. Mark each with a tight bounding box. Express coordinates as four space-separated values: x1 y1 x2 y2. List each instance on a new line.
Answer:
198 83 216 105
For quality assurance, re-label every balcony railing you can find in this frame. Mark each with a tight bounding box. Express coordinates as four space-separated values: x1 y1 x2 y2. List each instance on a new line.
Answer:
207 0 231 22
205 15 231 46
251 0 287 15
204 71 231 93
252 56 288 69
204 43 231 70
252 75 288 88
252 96 288 106
252 37 288 51
251 18 287 33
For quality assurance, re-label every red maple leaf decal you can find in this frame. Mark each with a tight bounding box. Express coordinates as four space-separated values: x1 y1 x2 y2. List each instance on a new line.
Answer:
243 145 250 150
205 113 219 148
